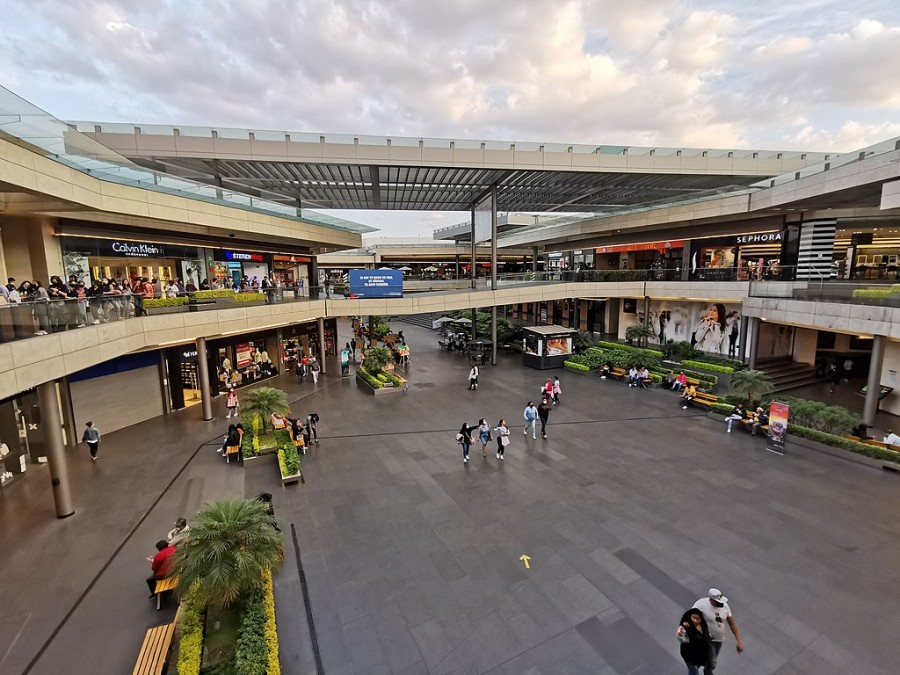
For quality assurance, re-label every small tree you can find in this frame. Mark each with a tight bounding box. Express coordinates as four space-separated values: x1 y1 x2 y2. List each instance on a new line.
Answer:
363 346 393 373
625 323 655 348
573 331 596 354
241 386 289 431
728 369 774 407
174 498 283 609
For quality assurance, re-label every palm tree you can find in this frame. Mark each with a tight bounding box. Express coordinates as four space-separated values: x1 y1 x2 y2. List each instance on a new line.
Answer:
625 323 655 348
362 346 393 373
241 387 289 431
173 498 283 609
728 369 775 406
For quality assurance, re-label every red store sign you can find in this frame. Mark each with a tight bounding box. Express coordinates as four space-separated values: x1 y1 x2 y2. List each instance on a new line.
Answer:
595 240 684 254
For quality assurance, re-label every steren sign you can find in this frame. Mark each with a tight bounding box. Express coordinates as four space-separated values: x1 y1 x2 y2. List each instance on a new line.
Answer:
110 241 162 257
735 232 784 245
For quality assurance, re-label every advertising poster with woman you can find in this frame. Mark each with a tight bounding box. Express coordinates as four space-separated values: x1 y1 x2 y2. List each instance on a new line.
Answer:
767 402 789 454
625 300 741 355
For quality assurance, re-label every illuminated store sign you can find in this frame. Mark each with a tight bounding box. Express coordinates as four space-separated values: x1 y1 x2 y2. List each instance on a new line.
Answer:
735 231 784 245
225 251 266 262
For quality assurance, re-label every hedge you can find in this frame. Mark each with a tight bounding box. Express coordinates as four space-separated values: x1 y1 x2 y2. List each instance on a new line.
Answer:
278 444 301 477
596 340 664 357
564 361 590 372
710 402 737 415
234 292 266 303
194 289 236 299
691 354 744 369
234 569 281 675
851 289 893 299
790 425 900 465
681 359 735 375
177 584 204 675
144 297 189 308
356 369 383 389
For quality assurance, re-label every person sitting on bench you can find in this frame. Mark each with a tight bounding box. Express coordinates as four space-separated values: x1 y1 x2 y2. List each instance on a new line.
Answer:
672 371 688 392
146 540 176 598
850 423 870 440
726 403 748 433
627 366 640 387
638 367 651 389
600 362 612 379
750 407 769 436
681 384 697 409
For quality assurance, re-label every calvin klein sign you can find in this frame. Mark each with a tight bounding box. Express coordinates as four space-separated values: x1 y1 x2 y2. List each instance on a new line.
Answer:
735 231 784 245
110 241 162 257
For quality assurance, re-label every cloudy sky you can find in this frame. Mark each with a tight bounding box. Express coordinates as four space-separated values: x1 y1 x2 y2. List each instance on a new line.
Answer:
3 0 900 235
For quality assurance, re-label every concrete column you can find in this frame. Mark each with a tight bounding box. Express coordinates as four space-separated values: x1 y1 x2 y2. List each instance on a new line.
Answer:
58 376 78 450
471 307 477 340
748 318 760 370
737 315 749 363
196 337 213 421
37 381 74 518
470 206 477 289
369 316 376 348
863 334 886 426
532 247 539 275
491 306 498 365
455 254 460 279
158 352 173 416
275 328 284 371
317 317 327 375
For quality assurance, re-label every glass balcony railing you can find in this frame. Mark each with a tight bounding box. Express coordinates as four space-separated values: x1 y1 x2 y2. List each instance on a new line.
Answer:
0 86 370 233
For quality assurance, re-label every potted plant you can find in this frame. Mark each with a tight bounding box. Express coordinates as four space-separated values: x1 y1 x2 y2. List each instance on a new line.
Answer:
277 443 303 484
727 369 774 407
240 387 292 457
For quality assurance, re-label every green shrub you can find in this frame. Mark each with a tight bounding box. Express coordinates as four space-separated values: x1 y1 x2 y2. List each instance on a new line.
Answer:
682 359 735 375
194 289 236 299
236 586 269 675
564 361 590 372
596 340 664 357
278 444 301 476
790 425 900 465
144 297 189 308
373 322 392 339
852 289 892 299
566 350 606 370
263 569 280 675
235 292 266 303
710 402 737 415
665 340 701 361
177 584 204 675
776 397 861 434
356 369 383 389
691 354 744 369
385 372 404 387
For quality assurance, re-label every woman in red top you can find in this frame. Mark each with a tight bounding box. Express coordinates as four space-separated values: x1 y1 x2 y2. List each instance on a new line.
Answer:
146 540 176 597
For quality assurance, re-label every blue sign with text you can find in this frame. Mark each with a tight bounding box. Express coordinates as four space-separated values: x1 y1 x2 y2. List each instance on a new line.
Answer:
349 270 404 298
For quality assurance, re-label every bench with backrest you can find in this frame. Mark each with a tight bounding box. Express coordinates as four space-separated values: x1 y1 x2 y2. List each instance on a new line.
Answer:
289 426 306 455
133 622 175 675
152 575 179 610
224 443 241 463
844 434 897 450
683 391 718 410
609 367 627 381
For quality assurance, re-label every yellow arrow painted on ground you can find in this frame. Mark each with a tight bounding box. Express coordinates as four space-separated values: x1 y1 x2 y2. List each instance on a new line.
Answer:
519 554 531 569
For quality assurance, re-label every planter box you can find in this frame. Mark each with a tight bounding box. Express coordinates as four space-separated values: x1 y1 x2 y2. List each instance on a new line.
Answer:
356 375 405 396
144 305 186 314
280 468 303 485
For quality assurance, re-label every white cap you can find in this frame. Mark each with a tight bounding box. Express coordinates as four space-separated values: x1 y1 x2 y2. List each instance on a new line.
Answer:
708 588 728 604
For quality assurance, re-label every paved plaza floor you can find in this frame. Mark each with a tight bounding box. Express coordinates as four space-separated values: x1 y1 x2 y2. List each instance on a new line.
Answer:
2 320 900 674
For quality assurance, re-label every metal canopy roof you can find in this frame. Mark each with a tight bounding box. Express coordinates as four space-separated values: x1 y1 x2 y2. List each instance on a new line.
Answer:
77 124 835 213
126 158 759 211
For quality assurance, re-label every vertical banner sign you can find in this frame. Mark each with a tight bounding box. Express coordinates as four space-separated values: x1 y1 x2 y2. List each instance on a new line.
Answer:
767 401 789 455
235 344 254 369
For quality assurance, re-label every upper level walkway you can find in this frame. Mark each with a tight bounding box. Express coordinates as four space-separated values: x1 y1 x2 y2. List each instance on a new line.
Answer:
0 276 755 399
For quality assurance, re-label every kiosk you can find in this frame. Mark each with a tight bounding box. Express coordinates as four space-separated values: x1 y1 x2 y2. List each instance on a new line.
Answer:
522 325 578 370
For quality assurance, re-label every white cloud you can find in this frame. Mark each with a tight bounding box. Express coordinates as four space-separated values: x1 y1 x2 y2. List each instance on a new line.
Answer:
0 0 898 156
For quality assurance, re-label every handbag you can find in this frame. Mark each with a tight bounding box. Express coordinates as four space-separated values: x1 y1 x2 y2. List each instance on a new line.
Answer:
501 435 510 447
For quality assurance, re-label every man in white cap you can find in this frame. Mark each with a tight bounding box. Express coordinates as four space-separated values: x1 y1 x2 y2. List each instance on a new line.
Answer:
693 588 744 672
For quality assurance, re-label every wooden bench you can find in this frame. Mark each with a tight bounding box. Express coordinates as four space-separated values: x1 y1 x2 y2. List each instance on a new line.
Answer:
844 435 896 450
289 428 306 455
152 576 179 610
225 444 241 464
610 367 627 381
683 392 718 410
133 622 175 675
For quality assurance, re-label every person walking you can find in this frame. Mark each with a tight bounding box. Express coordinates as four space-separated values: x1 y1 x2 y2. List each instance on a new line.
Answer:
81 421 101 461
456 422 476 464
543 379 554 400
693 589 744 673
468 363 479 390
552 376 561 405
537 398 551 439
477 418 492 457
310 357 321 384
225 387 239 418
494 419 510 460
305 413 320 445
677 608 713 675
523 401 538 439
